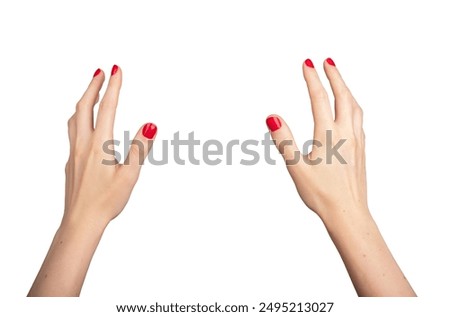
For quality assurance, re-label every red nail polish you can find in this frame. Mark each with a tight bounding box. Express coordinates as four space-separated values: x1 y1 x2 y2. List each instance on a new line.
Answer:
111 65 119 76
93 68 101 77
266 116 282 132
326 58 336 66
305 59 314 68
142 123 157 139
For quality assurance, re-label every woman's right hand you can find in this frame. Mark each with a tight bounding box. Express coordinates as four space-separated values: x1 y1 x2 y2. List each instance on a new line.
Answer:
29 65 157 296
63 65 157 228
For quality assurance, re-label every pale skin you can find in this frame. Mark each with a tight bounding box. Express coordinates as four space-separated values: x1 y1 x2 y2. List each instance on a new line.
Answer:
29 60 415 297
266 58 416 297
28 65 157 296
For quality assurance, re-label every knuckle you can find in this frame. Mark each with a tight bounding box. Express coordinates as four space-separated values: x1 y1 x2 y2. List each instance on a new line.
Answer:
339 88 353 101
129 142 145 160
354 105 364 117
99 99 115 109
91 144 104 157
313 88 329 102
75 101 86 112
67 115 75 127
72 150 84 162
98 101 114 114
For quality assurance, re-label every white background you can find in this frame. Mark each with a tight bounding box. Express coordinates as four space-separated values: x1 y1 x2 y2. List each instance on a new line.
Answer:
0 0 449 315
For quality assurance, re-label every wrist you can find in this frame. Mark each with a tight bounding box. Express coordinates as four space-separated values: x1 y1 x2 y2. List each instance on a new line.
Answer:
60 210 109 238
29 210 108 297
318 204 373 234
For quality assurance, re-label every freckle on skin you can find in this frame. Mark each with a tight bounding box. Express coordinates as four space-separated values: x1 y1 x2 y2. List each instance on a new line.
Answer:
382 273 386 277
362 254 366 258
44 274 47 279
59 241 63 244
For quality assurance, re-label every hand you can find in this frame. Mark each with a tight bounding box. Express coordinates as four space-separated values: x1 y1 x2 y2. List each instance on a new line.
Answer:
28 65 157 296
64 65 157 228
266 58 415 297
266 57 366 222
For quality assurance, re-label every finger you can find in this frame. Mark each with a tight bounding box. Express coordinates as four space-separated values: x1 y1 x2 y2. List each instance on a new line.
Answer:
323 58 354 124
65 114 76 211
266 115 304 176
76 68 105 135
95 65 122 139
120 123 158 183
67 113 76 154
303 59 333 134
353 104 364 141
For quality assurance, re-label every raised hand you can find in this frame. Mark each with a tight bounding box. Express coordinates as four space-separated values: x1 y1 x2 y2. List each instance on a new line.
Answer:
266 58 415 297
28 65 157 296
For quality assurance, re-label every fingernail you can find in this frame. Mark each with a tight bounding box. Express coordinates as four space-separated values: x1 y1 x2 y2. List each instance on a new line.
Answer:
266 116 282 132
111 64 119 76
305 59 314 68
142 123 157 139
93 68 101 77
326 58 336 66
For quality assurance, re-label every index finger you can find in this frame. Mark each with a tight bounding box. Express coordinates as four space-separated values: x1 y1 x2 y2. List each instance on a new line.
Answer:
95 64 122 140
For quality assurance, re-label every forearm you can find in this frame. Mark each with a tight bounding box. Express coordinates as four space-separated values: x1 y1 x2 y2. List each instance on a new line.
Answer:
28 218 106 297
321 208 416 297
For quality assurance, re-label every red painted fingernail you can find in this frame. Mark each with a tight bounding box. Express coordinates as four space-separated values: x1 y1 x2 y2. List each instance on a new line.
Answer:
93 68 101 77
326 58 336 66
111 64 119 76
305 59 314 68
266 116 282 132
142 123 157 139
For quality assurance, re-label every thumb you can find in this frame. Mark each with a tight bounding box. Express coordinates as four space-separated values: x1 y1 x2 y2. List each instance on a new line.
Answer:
266 115 303 169
121 122 157 179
